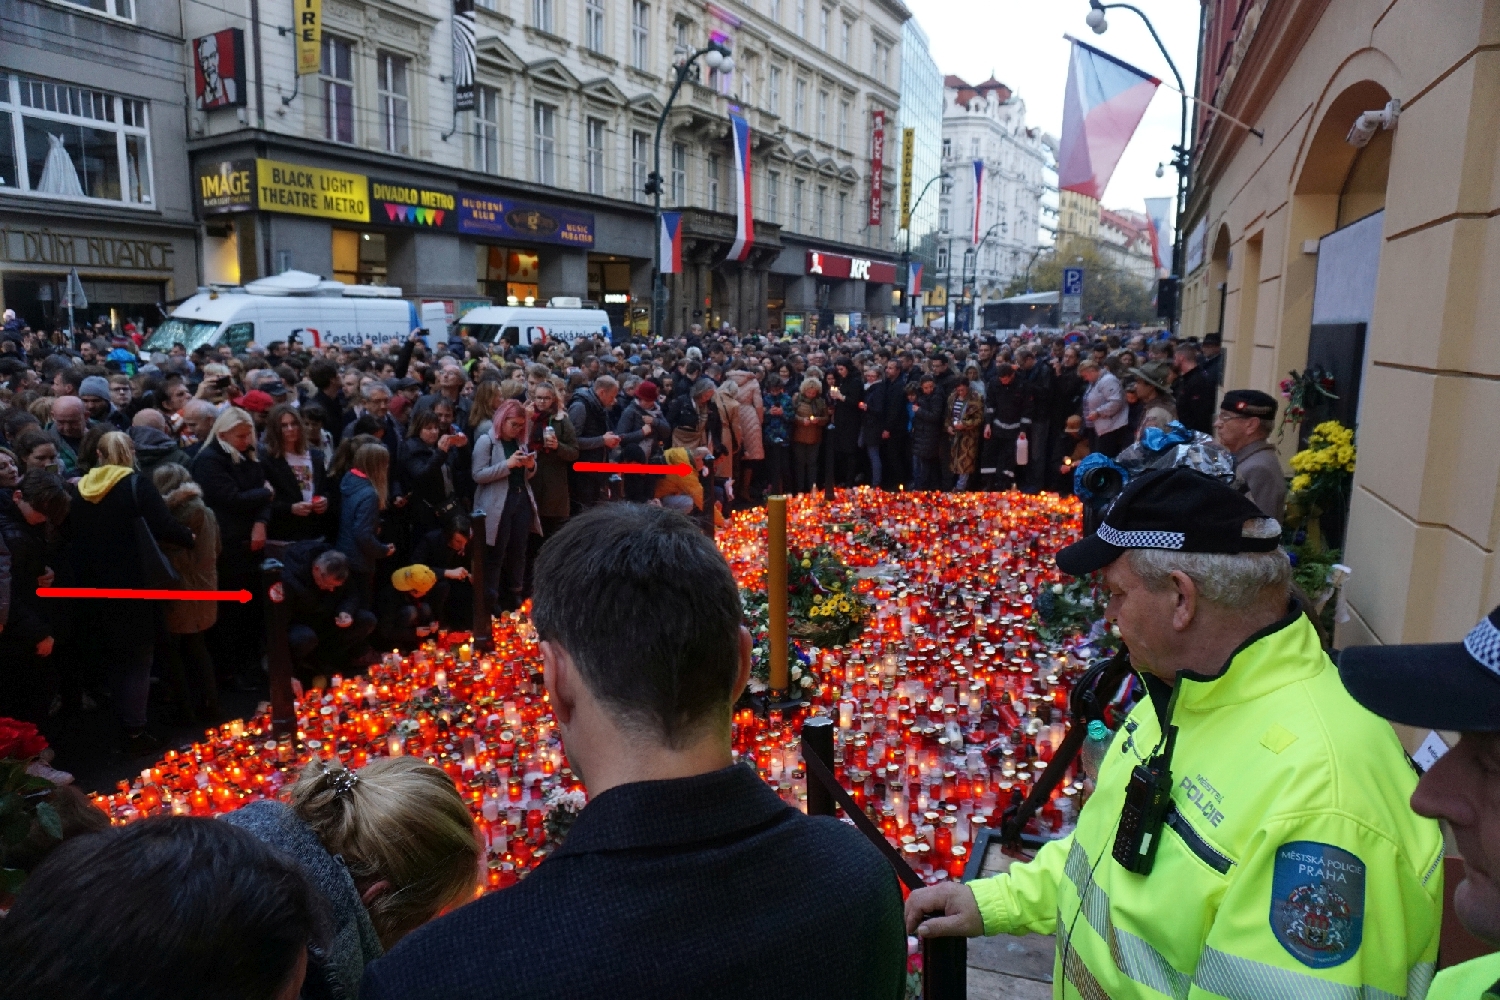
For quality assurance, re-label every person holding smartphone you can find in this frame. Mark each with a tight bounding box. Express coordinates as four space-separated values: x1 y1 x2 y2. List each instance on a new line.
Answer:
471 399 540 617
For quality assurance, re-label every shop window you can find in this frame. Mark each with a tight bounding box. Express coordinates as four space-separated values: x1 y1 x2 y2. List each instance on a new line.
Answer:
321 35 354 144
222 322 254 352
533 101 556 185
478 246 540 305
2 73 152 205
474 86 500 173
378 52 410 156
332 230 386 286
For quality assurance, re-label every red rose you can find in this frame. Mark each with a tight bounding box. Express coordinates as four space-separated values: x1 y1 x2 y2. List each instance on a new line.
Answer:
0 717 47 760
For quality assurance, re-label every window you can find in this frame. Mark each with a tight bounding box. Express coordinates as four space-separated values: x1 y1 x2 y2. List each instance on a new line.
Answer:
837 99 848 149
378 53 410 155
631 1 650 70
871 39 889 84
584 0 605 52
768 66 782 115
795 0 806 37
819 7 829 49
941 137 951 159
320 34 354 144
2 73 152 204
939 208 949 232
474 86 500 173
631 129 649 202
817 90 827 140
814 184 826 236
792 177 804 231
793 78 806 132
767 169 780 222
840 20 851 63
533 101 556 185
586 117 605 195
58 0 133 18
836 190 847 240
770 0 781 22
937 246 948 272
675 19 689 53
533 0 554 33
671 141 686 204
970 137 980 158
707 153 720 212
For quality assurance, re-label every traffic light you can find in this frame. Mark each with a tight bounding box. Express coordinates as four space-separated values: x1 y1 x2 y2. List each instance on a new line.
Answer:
1156 276 1179 319
644 171 663 197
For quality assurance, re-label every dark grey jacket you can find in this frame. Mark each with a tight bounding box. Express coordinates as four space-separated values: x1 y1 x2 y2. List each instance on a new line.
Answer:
222 800 382 1000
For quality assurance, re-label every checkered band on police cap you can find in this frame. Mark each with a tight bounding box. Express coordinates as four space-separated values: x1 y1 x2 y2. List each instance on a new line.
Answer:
1096 523 1185 551
1463 608 1500 678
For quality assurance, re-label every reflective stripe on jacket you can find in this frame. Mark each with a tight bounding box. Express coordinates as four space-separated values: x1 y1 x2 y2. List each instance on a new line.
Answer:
971 609 1444 1000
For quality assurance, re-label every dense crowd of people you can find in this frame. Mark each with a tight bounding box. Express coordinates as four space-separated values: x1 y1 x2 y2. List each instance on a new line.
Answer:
0 310 1282 761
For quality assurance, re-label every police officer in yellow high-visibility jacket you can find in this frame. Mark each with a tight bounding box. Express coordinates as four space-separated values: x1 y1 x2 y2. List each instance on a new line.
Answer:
908 468 1444 1000
1340 605 1500 1000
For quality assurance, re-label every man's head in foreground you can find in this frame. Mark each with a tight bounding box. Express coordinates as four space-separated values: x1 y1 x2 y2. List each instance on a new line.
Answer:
531 503 751 795
1340 607 1500 947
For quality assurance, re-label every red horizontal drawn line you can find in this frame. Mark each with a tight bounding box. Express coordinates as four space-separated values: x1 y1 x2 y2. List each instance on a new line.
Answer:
39 588 254 603
573 462 692 475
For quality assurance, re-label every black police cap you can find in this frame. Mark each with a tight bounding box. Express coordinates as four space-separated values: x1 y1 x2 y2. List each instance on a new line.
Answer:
1055 467 1281 577
1340 606 1500 733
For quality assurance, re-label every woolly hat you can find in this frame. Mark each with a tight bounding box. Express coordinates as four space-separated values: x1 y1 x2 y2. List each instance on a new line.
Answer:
79 375 111 400
634 380 659 405
391 564 437 597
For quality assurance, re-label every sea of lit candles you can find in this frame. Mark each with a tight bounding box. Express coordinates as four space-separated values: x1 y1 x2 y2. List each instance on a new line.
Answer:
92 488 1096 892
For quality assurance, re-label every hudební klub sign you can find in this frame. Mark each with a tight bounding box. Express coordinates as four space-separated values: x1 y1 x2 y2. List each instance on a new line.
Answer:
456 192 594 247
195 158 368 222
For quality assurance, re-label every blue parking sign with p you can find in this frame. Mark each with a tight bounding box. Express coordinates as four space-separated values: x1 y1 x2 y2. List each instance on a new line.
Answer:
1063 268 1084 296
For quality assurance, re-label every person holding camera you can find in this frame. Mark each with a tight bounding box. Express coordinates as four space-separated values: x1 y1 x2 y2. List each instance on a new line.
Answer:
907 468 1443 1000
471 399 540 616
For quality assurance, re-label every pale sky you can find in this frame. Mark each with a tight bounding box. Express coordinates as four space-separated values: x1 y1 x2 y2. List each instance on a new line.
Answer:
904 0 1200 228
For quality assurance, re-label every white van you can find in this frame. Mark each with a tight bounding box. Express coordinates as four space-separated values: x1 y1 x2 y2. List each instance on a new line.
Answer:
454 302 611 350
145 271 420 354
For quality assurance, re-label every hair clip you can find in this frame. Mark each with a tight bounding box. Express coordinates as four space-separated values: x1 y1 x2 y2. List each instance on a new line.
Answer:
325 767 360 797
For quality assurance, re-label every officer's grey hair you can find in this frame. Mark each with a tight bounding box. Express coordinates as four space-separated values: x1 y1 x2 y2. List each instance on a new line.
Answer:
1126 547 1291 608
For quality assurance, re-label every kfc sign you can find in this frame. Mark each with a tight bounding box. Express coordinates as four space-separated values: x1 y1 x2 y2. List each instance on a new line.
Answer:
805 251 896 284
194 29 247 110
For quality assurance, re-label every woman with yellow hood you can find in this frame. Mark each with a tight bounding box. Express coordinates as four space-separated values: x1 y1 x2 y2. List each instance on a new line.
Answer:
654 448 725 527
66 431 195 755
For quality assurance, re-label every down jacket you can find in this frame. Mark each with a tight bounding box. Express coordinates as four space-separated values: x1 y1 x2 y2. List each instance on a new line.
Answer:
160 481 221 635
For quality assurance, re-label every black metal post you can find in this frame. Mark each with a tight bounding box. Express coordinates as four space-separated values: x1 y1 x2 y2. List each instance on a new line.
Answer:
470 510 491 651
261 557 294 738
700 465 716 539
803 716 835 817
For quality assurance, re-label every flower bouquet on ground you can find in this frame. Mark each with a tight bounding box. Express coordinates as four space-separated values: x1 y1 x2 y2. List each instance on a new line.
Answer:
1287 420 1356 549
0 719 63 893
785 545 870 648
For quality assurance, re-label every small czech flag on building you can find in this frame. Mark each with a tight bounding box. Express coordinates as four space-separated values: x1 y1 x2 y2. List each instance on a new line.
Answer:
727 111 755 262
908 262 923 301
660 211 684 274
971 160 984 244
1058 36 1160 200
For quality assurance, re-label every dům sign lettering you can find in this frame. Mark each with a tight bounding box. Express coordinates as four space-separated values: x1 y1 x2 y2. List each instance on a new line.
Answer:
457 193 594 247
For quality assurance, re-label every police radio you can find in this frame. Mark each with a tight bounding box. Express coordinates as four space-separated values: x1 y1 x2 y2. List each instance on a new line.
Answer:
1113 725 1177 875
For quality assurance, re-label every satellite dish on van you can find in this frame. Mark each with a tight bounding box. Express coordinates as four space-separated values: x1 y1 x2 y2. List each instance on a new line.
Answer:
548 296 583 309
245 270 323 296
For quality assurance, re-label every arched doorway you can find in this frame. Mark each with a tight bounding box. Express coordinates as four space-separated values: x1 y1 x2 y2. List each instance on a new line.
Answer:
1279 80 1394 422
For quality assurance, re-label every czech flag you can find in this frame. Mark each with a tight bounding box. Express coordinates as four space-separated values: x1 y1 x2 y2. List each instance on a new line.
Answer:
727 112 754 262
971 159 984 244
660 212 683 274
1144 196 1173 273
908 262 923 300
1058 37 1160 201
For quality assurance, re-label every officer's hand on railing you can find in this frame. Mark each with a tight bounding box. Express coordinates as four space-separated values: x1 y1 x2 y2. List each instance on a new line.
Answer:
904 882 984 939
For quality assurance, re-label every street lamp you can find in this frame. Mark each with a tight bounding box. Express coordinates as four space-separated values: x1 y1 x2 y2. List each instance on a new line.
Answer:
647 42 734 340
962 220 1007 331
901 171 950 323
1085 0 1187 330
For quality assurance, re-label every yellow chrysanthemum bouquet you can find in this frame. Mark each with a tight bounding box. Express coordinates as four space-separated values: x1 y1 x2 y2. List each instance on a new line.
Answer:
1288 420 1356 512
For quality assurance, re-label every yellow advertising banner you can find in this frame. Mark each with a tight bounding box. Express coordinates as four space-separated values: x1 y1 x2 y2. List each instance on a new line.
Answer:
927 284 947 307
295 0 322 76
255 158 368 222
899 127 915 230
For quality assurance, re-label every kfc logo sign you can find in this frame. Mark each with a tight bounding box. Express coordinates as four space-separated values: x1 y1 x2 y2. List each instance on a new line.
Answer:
804 250 897 284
